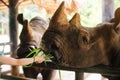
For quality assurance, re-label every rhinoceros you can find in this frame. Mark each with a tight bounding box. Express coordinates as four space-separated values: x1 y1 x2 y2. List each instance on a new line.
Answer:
17 14 56 80
41 2 120 80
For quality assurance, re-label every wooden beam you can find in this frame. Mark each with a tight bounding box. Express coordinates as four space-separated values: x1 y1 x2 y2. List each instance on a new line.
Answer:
33 62 120 76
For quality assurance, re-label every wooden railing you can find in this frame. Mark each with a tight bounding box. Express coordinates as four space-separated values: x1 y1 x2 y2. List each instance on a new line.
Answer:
0 42 12 45
33 62 120 80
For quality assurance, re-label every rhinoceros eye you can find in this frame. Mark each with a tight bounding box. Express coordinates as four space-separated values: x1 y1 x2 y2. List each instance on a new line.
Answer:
82 36 88 44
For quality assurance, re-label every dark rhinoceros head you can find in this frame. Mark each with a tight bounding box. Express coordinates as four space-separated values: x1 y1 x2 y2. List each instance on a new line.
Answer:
41 2 120 68
17 14 48 58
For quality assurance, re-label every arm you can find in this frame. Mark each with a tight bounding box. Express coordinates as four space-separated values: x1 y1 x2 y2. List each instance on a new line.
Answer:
0 56 44 66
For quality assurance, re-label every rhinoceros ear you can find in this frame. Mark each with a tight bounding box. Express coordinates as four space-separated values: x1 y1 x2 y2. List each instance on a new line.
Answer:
17 13 24 25
69 13 81 28
50 1 68 26
110 8 120 33
114 8 120 22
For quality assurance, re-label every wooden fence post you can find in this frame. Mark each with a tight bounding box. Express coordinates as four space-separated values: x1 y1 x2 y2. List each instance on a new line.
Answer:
75 72 84 80
9 0 19 76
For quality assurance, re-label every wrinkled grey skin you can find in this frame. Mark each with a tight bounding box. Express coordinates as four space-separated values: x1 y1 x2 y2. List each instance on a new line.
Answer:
41 2 120 80
17 14 55 80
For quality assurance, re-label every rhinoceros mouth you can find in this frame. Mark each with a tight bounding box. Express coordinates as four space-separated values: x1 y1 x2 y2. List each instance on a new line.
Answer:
42 48 62 63
51 52 62 63
40 41 63 64
17 43 37 58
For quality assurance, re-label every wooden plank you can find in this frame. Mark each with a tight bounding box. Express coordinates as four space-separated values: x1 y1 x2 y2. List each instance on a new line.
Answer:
33 62 120 76
0 74 36 80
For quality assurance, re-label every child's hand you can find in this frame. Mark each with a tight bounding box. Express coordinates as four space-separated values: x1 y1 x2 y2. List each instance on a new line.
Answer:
35 56 45 63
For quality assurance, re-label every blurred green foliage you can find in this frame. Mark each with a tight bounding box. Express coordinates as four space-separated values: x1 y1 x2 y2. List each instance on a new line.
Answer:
19 4 48 21
115 0 120 9
0 11 9 34
79 0 102 27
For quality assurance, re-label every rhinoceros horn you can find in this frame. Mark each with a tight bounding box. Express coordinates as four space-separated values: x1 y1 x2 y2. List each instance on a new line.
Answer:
50 1 68 27
114 8 120 33
110 8 120 33
69 13 81 28
20 20 33 42
110 8 120 24
114 8 120 22
17 13 33 42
